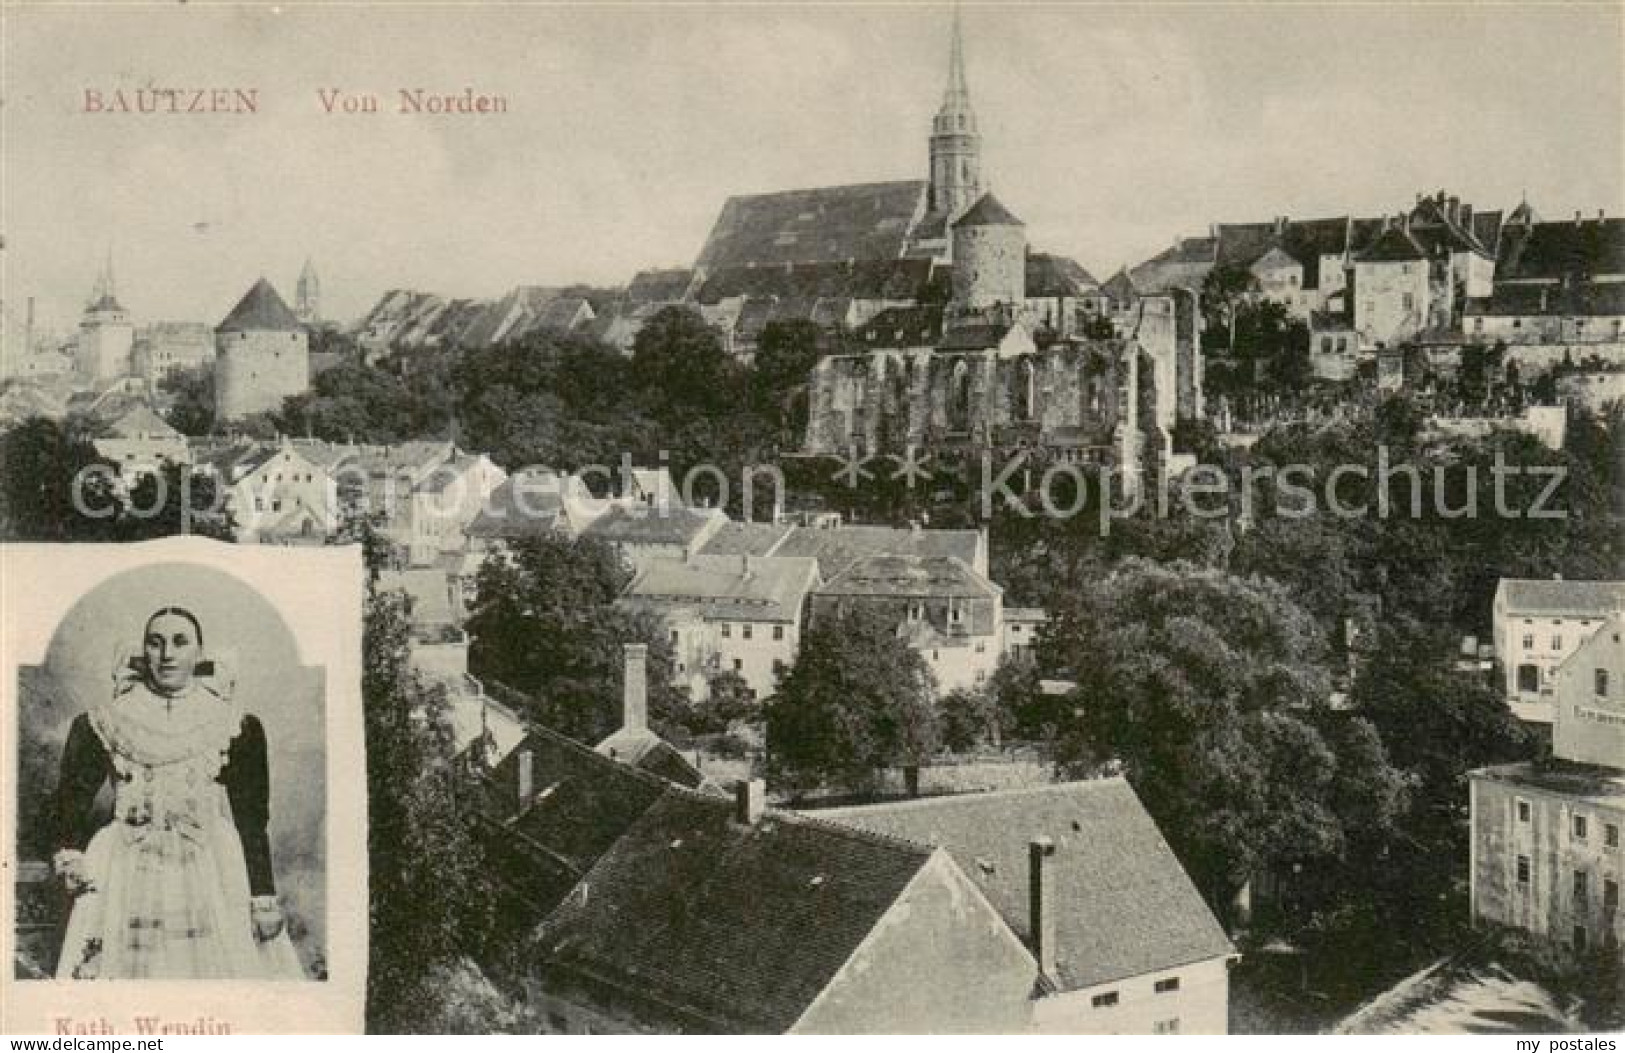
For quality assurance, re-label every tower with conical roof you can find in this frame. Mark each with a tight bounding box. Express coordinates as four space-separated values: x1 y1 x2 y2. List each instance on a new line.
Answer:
214 277 310 421
294 258 322 324
951 192 1026 314
929 7 983 222
75 250 135 382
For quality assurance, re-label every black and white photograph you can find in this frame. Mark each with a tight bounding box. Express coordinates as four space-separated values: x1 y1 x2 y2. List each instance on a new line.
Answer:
0 0 1621 1038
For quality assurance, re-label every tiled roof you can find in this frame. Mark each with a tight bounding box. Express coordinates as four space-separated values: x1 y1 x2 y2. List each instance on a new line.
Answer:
1357 226 1428 263
534 788 934 1033
626 268 696 305
696 180 930 271
695 258 936 305
817 554 999 601
1214 222 1279 267
938 322 1012 351
102 404 183 440
698 521 794 557
854 305 945 348
821 779 1236 991
1497 578 1625 616
954 192 1024 228
621 554 818 622
1497 218 1625 283
1472 210 1506 255
771 523 983 579
584 505 726 547
1465 283 1625 318
465 468 596 539
217 278 302 333
1280 218 1353 289
1026 253 1098 297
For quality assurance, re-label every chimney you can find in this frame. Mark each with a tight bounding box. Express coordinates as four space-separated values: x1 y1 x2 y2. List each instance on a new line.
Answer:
1575 211 1583 225
734 778 766 825
1030 837 1058 978
517 748 534 808
621 643 648 734
1447 195 1460 224
741 553 753 579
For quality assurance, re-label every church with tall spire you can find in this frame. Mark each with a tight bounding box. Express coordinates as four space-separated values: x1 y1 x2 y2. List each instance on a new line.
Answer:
928 7 983 222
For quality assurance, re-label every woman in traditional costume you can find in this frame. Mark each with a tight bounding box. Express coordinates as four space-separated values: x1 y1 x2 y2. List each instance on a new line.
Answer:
53 607 305 979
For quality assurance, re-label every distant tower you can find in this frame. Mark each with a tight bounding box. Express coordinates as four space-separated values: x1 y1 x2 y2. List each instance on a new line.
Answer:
75 250 135 383
215 277 310 421
295 258 322 324
951 192 1026 314
928 7 984 222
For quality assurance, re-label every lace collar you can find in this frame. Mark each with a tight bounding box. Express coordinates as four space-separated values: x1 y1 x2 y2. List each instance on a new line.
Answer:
87 684 244 768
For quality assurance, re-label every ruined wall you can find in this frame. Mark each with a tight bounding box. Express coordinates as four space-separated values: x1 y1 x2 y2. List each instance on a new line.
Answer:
803 342 1134 457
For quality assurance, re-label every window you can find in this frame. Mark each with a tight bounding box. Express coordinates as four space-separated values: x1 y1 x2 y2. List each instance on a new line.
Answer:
742 624 753 641
669 630 679 644
1518 664 1540 692
733 658 743 672
1517 855 1531 884
1576 815 1589 841
1522 634 1535 650
1402 293 1415 311
1574 926 1589 952
1553 635 1564 650
1606 879 1620 910
1575 870 1589 900
1153 1019 1181 1035
1518 800 1531 823
1155 977 1181 994
1597 669 1610 697
721 623 731 639
1091 992 1119 1008
1607 824 1620 849
773 625 785 641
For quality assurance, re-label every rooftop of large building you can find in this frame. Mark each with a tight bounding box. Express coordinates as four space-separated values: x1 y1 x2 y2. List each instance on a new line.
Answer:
818 553 999 601
768 521 984 580
695 180 931 272
1497 216 1625 283
621 553 819 622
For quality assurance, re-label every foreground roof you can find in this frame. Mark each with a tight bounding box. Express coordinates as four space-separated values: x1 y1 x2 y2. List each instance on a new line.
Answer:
770 523 983 579
821 779 1235 991
818 553 999 601
621 554 819 622
534 787 935 1033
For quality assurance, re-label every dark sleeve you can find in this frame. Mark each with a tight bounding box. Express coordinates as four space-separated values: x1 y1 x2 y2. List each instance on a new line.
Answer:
57 714 110 853
222 715 276 897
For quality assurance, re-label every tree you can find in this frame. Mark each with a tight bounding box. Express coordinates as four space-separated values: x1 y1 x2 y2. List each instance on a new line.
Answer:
464 533 686 743
158 365 216 435
0 417 120 541
362 577 494 1031
766 606 939 793
630 306 740 422
753 319 824 439
1201 263 1259 353
1036 560 1404 917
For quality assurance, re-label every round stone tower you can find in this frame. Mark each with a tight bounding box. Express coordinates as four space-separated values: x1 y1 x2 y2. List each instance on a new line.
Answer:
215 277 310 422
951 192 1027 312
75 257 135 382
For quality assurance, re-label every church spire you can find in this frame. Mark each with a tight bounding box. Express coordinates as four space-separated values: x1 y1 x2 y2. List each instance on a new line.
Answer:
928 4 983 221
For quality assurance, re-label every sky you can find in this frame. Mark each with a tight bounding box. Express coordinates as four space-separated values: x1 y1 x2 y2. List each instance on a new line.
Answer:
3 1 1622 337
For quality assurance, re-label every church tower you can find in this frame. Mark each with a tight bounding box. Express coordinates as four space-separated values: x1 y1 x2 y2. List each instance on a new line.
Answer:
294 258 322 324
929 8 984 222
75 250 135 383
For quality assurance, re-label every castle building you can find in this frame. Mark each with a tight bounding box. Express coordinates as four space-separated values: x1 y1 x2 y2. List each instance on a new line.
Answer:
74 255 135 383
295 257 322 325
214 277 310 422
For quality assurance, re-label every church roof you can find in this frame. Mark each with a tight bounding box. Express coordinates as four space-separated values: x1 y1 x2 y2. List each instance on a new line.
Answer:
953 192 1023 228
695 180 930 271
217 278 303 333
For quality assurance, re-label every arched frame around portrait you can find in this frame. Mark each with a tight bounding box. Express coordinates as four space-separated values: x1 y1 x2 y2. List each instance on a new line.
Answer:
2 538 366 1034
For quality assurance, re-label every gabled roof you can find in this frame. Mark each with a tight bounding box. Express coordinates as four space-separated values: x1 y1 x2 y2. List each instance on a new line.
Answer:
853 304 945 348
953 192 1023 228
1496 578 1625 616
625 268 696 305
771 523 983 580
583 504 726 548
465 468 600 539
533 787 936 1033
698 521 794 557
1497 218 1625 283
217 278 303 333
821 779 1235 991
621 554 819 622
1357 225 1428 263
817 553 1000 601
696 180 930 271
102 404 183 440
1026 253 1098 297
